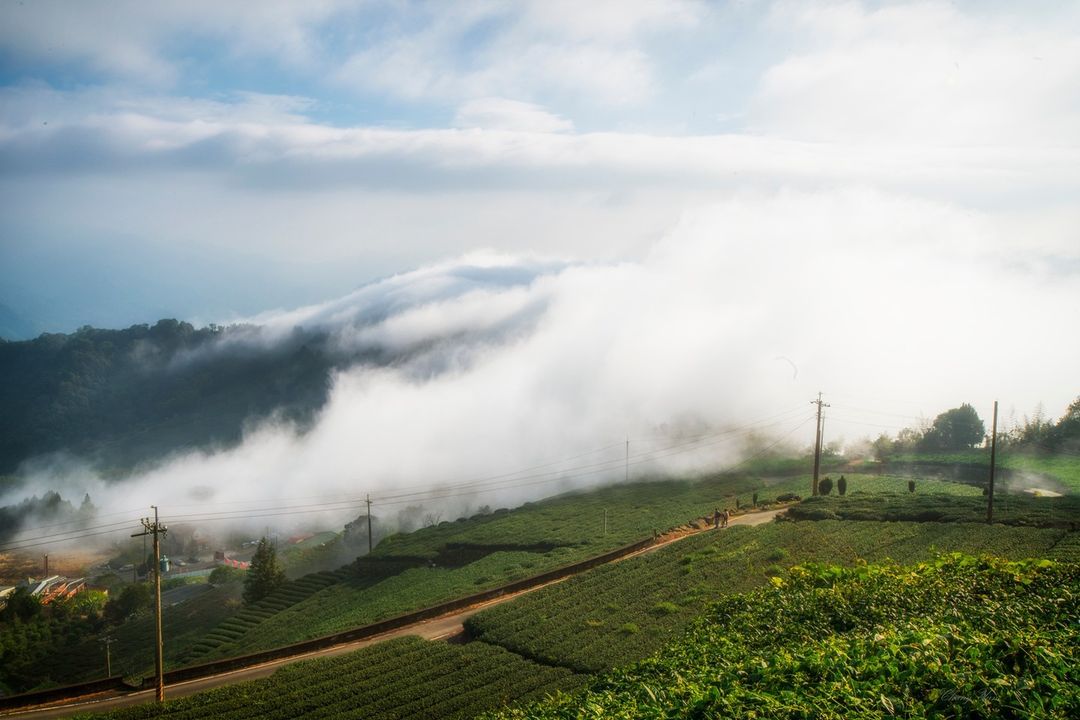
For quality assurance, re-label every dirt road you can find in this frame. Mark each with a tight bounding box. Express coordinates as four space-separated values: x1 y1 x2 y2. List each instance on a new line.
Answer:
3 507 785 718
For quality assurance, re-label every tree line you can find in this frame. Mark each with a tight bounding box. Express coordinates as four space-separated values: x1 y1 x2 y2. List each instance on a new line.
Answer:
872 397 1080 459
0 319 341 476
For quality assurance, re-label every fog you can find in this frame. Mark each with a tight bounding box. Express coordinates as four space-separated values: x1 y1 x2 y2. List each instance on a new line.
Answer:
4 186 1077 550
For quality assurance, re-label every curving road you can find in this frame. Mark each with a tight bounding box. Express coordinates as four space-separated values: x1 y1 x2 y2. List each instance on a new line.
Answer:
3 508 783 719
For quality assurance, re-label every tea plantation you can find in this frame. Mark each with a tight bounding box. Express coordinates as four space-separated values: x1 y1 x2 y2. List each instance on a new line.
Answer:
491 554 1079 719
465 519 1075 672
76 636 584 720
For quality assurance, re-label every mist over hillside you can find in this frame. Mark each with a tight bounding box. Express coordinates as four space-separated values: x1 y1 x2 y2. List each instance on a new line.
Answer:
0 256 565 477
2 193 1078 544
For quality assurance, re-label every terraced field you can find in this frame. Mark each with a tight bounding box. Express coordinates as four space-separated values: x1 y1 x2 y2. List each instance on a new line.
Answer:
493 554 1080 719
190 473 763 660
891 450 1080 494
728 472 982 508
465 519 1076 673
79 637 584 720
788 491 1080 527
179 569 353 665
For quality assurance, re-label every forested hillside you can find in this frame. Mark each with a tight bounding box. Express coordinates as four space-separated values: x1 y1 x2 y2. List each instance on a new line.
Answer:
0 320 342 475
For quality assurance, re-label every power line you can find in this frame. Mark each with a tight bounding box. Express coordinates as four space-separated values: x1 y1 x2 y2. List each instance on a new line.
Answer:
3 404 817 550
0 517 146 552
0 525 141 552
144 405 815 521
828 404 925 421
164 415 815 523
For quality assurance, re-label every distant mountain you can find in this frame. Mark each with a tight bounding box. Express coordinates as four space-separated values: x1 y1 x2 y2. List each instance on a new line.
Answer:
0 319 345 475
0 303 36 341
0 259 561 477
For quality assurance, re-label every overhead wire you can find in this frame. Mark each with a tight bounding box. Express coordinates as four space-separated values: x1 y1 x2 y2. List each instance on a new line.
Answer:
0 397 901 551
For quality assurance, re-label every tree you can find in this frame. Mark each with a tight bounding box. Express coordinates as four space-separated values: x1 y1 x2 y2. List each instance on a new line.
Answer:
0 586 41 622
243 537 286 604
920 403 986 451
104 582 151 622
872 434 894 461
209 565 245 585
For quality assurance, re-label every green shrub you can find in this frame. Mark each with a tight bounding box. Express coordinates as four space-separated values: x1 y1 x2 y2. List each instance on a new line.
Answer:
766 548 788 562
652 602 679 616
209 565 246 585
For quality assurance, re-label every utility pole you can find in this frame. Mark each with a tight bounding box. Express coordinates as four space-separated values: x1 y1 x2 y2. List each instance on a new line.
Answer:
811 392 830 496
43 553 48 577
132 506 167 703
987 400 998 524
366 494 373 554
101 636 114 677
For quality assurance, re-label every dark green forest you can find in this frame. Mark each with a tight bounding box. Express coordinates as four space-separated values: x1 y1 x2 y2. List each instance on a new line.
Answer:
0 319 348 476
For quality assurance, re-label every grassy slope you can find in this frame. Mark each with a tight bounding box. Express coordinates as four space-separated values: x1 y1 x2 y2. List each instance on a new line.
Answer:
76 480 1078 720
732 472 982 506
465 519 1074 673
140 474 1026 665
892 450 1080 494
492 555 1080 719
788 492 1080 527
80 519 1078 720
192 473 762 660
78 636 585 720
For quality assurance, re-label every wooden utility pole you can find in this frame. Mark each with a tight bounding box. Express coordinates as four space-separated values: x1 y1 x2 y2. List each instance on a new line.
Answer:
811 392 830 496
43 553 48 577
132 506 167 702
101 636 114 677
366 494 373 554
987 400 998 524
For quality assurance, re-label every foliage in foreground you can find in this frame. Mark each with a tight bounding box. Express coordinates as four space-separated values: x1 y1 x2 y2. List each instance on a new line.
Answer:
492 554 1079 720
80 636 583 720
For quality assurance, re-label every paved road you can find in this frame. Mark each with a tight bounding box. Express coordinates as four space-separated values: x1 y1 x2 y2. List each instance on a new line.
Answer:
4 507 784 719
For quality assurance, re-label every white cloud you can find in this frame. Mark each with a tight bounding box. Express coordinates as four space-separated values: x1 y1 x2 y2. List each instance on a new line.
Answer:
0 0 346 84
332 0 699 106
519 0 702 42
4 96 1078 211
753 1 1080 146
14 188 1078 526
454 97 573 132
3 0 1080 525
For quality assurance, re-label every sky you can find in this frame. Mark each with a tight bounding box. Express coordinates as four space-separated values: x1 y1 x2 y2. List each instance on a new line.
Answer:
1 1 1079 520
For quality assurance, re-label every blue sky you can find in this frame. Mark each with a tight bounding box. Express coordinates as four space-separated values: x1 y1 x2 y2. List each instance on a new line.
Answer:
0 1 1078 417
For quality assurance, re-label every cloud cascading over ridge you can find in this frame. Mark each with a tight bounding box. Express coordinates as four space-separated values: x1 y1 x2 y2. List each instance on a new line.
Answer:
9 186 1076 534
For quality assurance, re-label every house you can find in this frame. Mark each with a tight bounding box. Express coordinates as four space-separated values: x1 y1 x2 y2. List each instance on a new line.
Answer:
17 575 88 605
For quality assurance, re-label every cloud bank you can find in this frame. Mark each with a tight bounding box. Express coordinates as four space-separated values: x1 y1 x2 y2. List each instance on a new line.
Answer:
7 186 1077 542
